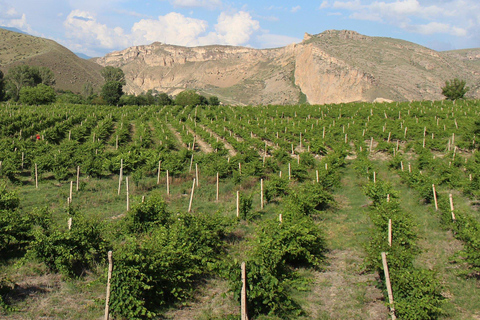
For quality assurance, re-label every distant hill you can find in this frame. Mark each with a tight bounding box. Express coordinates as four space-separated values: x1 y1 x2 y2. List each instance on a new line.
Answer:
0 26 28 35
94 30 480 105
0 28 103 94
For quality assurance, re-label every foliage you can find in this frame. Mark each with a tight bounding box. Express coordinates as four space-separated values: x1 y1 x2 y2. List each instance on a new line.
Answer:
28 209 108 278
125 194 170 233
101 81 123 105
110 211 232 319
442 78 469 100
286 182 335 215
208 95 220 106
19 83 56 105
5 65 55 101
101 66 125 85
174 90 206 106
0 70 4 102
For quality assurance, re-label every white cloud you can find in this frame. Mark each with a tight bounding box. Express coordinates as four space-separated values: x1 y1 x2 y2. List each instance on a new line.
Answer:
64 10 129 49
198 11 260 46
0 2 33 32
170 0 222 9
319 1 329 9
330 0 479 40
132 12 208 46
291 6 301 13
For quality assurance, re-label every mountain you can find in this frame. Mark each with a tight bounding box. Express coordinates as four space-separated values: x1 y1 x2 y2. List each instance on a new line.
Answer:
94 30 480 105
0 28 103 94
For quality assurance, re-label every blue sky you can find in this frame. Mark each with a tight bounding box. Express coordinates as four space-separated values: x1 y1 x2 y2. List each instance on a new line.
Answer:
1 0 479 57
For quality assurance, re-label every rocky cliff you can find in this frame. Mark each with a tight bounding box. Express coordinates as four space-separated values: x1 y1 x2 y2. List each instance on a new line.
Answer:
93 30 480 105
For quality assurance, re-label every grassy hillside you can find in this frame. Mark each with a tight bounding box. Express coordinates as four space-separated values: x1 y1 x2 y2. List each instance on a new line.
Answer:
0 29 104 94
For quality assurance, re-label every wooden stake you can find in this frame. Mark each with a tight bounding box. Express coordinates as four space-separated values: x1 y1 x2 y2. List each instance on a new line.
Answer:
157 161 161 185
279 214 283 223
118 159 123 195
388 219 392 247
432 184 438 211
216 172 219 202
316 170 319 183
260 179 264 210
76 166 80 191
68 217 72 230
126 176 130 211
241 262 248 320
288 162 291 180
35 163 38 189
381 252 396 320
449 194 456 221
195 163 199 187
104 251 113 320
69 181 73 203
236 191 240 218
188 178 195 213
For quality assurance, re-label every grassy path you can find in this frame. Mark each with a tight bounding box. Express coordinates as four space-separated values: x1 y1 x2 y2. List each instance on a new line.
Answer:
302 162 388 320
374 160 480 320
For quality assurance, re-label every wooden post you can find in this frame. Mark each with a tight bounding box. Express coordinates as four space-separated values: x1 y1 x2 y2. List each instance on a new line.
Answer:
189 154 194 172
118 159 123 195
236 191 240 218
279 214 283 223
370 137 374 153
195 163 199 187
449 194 456 221
115 135 118 150
241 262 248 320
316 170 319 183
216 172 219 202
400 161 404 171
104 251 113 320
35 163 38 189
21 152 24 169
373 171 376 183
381 252 396 320
126 177 130 211
388 219 392 247
68 217 72 230
76 166 80 191
69 181 73 203
157 161 161 185
288 162 291 180
432 184 438 211
188 178 195 213
260 179 264 210
166 170 170 195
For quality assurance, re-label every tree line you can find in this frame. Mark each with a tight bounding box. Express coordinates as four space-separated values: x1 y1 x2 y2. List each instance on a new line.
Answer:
0 64 469 105
0 65 220 106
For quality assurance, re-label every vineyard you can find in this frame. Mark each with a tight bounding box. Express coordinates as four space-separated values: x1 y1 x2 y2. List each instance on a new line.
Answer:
0 100 480 319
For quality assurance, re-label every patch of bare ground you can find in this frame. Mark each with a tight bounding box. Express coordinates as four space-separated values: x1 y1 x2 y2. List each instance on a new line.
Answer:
2 272 103 320
167 124 187 148
186 127 213 153
200 125 237 157
305 249 388 320
162 278 238 320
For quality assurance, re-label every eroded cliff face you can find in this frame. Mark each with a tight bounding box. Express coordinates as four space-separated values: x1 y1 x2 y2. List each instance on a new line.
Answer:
94 30 480 105
294 43 375 104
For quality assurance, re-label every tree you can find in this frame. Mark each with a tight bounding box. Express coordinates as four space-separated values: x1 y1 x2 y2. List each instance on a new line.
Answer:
175 90 206 106
101 66 125 85
157 93 172 106
82 82 94 99
101 81 123 105
5 65 55 101
19 83 56 105
208 95 220 106
442 78 469 100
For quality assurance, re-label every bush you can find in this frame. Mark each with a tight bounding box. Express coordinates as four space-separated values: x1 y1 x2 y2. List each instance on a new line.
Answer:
442 78 469 100
19 84 56 105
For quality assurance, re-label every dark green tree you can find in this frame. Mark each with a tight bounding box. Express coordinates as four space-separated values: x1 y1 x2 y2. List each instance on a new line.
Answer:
19 84 56 105
175 89 206 106
442 78 469 100
208 95 220 106
101 66 125 85
5 65 55 101
101 81 123 105
82 82 94 99
157 92 172 105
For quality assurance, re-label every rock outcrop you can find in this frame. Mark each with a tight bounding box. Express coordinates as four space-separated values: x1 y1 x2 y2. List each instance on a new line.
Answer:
92 29 480 105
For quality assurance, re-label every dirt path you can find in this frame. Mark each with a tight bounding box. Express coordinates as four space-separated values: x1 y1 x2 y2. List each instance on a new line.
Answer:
200 125 237 157
306 250 387 320
308 162 388 319
186 126 213 153
166 124 187 149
